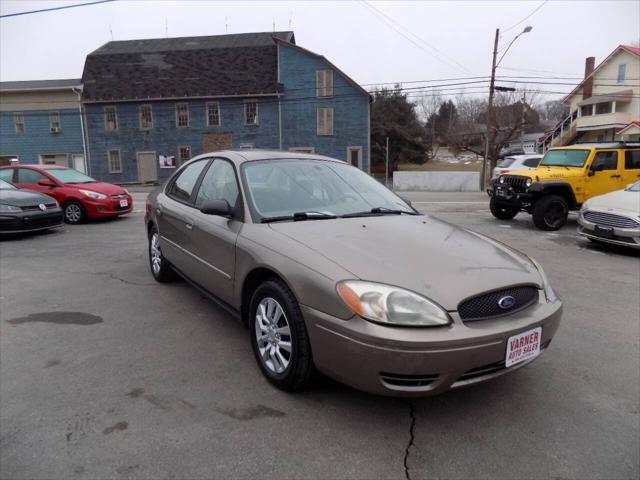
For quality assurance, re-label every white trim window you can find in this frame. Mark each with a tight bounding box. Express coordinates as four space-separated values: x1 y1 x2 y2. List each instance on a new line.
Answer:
317 107 334 136
178 145 191 164
288 147 315 154
617 63 627 83
13 112 24 135
316 69 334 98
176 103 189 127
206 102 221 127
104 106 118 131
347 146 363 169
49 112 60 132
139 104 153 129
108 149 122 174
244 100 258 125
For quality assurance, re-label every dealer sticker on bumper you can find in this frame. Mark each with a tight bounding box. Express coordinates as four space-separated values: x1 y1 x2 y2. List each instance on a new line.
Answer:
119 200 128 208
506 327 542 367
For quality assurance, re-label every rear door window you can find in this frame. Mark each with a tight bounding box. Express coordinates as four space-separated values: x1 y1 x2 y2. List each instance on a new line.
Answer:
624 150 640 169
167 160 209 204
523 157 541 168
17 168 48 184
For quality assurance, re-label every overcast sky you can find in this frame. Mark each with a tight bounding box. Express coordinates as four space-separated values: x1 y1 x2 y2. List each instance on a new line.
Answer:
1 0 638 101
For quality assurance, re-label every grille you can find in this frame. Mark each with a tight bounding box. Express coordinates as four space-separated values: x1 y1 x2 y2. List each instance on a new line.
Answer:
110 194 128 199
379 372 439 388
22 203 57 211
22 213 64 229
583 211 639 229
458 286 538 321
500 175 530 191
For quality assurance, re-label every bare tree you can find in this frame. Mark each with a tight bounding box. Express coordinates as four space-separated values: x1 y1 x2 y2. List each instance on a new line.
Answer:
417 91 443 158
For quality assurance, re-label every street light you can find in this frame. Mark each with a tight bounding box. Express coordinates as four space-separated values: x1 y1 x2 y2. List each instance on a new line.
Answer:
480 25 533 190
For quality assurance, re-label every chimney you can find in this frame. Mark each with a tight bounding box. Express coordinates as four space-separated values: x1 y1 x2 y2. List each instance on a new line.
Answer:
583 56 595 100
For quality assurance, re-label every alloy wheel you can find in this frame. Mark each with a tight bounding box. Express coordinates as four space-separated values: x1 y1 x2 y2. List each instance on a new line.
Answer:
65 204 82 223
150 233 162 274
255 297 292 374
544 203 565 228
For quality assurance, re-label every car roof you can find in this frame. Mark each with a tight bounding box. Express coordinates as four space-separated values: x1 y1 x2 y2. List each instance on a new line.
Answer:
506 154 542 160
551 142 640 150
189 149 346 166
0 164 68 170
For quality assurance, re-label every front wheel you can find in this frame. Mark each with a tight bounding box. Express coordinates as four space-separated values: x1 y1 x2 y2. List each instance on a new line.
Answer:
249 279 313 391
532 195 569 231
489 198 519 220
63 201 86 224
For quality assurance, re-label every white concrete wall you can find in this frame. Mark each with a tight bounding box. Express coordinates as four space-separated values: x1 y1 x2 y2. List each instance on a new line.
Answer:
393 171 480 191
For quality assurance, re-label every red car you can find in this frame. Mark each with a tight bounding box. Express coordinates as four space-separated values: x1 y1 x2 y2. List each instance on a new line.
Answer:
0 165 133 224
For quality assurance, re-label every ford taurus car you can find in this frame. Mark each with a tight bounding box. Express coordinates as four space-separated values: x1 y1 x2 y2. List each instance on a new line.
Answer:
578 181 640 249
144 150 562 396
0 178 63 234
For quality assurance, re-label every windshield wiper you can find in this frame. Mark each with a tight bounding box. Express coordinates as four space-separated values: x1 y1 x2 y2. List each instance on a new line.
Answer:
261 211 337 223
341 207 419 218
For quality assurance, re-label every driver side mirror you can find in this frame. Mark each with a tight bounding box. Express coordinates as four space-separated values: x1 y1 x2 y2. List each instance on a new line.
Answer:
37 179 56 187
200 199 233 218
588 163 604 176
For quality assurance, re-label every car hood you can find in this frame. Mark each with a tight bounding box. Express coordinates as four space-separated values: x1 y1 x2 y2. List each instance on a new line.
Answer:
269 215 542 311
508 166 585 181
0 189 57 207
584 189 640 216
65 182 126 195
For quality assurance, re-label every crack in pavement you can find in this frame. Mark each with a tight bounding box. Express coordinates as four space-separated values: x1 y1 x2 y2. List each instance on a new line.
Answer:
403 400 416 480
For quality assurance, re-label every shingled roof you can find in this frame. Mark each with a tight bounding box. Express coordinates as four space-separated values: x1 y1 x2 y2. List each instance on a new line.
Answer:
81 31 295 102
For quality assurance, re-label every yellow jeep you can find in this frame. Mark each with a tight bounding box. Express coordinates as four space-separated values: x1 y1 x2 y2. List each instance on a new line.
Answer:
488 142 640 230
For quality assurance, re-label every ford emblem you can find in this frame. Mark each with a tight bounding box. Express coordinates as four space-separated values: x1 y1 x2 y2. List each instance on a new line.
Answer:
498 295 516 310
38 204 47 211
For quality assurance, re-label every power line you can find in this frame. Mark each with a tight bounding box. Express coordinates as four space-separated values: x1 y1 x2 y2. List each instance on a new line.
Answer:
0 0 116 19
502 0 549 33
358 1 471 75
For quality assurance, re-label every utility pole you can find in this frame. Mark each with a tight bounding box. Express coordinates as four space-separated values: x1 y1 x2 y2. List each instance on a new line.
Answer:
480 28 500 190
385 136 389 187
520 94 526 152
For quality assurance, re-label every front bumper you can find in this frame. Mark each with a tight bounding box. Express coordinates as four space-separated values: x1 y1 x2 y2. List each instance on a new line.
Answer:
0 209 64 234
303 294 562 396
577 214 640 249
84 195 133 219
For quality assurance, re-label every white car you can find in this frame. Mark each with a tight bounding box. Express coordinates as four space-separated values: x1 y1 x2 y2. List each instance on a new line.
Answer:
577 181 640 249
492 154 542 179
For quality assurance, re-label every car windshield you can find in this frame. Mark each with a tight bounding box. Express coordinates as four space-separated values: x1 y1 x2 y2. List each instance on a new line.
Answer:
626 181 640 192
540 149 590 167
497 158 515 167
0 178 16 190
242 159 414 221
44 168 96 184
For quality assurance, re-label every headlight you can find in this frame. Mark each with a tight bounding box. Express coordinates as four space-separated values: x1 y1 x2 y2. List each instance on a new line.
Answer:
499 176 506 184
0 204 21 213
529 258 558 303
336 280 451 327
525 178 532 187
79 189 107 200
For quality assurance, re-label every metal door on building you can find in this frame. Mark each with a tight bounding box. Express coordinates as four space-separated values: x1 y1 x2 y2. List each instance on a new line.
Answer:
137 151 158 183
72 154 85 173
203 133 233 152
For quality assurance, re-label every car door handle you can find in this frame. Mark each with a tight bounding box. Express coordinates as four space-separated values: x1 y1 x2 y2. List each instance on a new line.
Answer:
156 207 163 216
610 174 621 178
185 223 193 230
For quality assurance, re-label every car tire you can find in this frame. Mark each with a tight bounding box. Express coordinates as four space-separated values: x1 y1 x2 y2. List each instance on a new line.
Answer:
63 200 86 224
532 194 569 231
489 198 519 220
148 226 176 282
249 279 313 391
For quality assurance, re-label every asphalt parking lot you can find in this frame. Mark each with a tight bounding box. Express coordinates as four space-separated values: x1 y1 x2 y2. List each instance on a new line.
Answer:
1 191 638 480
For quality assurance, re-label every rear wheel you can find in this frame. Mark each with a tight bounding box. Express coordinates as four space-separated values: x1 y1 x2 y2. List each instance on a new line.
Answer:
148 226 176 282
489 198 519 220
249 279 313 391
63 201 86 224
532 194 569 231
